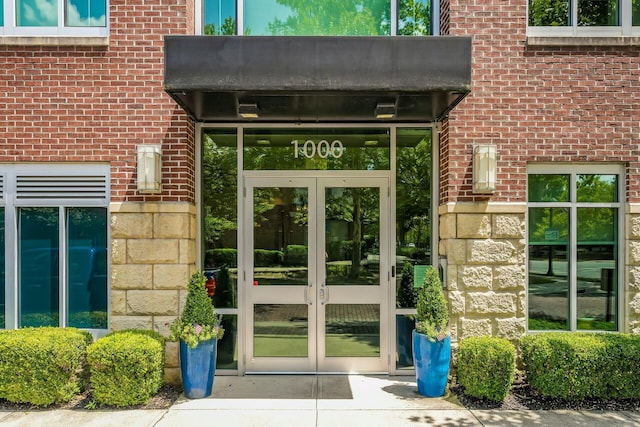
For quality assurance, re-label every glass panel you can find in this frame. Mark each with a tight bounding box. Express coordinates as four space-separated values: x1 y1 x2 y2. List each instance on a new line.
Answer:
528 0 570 26
398 0 431 35
325 187 380 286
65 0 107 27
67 208 107 329
396 314 414 369
217 314 238 369
0 208 4 329
528 174 570 202
19 208 59 327
0 2 4 27
577 174 617 203
396 128 432 307
254 304 308 357
244 128 390 171
244 0 391 35
578 0 619 26
253 187 308 286
203 0 236 34
634 0 640 25
528 207 569 331
17 0 59 26
202 129 238 307
325 304 380 357
576 208 617 331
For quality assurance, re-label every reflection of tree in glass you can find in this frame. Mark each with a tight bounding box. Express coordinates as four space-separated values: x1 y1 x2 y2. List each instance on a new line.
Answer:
204 17 237 35
397 0 431 35
266 0 391 35
202 133 237 251
529 0 619 26
396 137 431 251
326 188 379 279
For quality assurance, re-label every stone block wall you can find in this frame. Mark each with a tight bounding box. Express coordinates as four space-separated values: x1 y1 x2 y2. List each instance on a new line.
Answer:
439 202 527 345
110 201 197 384
627 205 640 334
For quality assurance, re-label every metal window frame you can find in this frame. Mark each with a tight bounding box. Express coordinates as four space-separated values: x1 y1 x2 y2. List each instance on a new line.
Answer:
0 164 110 335
527 0 636 37
526 163 625 333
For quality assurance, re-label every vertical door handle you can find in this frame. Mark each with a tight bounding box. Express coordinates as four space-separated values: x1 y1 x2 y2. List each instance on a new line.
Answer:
319 288 325 304
304 286 312 305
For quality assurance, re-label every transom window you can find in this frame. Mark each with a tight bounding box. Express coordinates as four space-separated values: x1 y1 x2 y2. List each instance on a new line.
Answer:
528 0 640 37
198 0 437 36
527 164 623 332
0 0 108 36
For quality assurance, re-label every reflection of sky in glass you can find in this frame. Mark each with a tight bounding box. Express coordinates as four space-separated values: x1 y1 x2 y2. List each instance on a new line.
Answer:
204 0 236 32
67 0 107 27
17 0 58 26
244 0 292 34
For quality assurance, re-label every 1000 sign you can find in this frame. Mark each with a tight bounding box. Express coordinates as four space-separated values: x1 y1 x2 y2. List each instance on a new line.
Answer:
291 140 344 159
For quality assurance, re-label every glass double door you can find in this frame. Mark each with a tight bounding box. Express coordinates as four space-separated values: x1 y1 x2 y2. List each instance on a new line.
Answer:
244 176 389 373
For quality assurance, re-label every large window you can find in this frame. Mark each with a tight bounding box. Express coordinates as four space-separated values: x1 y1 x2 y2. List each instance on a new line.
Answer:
527 165 622 332
0 165 109 330
0 0 108 36
528 0 639 37
199 0 436 35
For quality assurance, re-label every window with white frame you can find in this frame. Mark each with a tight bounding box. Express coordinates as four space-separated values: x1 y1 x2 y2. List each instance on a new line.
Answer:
527 164 622 332
0 164 109 331
528 0 640 37
0 0 108 36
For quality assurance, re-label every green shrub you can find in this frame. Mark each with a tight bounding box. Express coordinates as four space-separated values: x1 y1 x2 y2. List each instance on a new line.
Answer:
520 332 640 400
397 261 417 308
254 249 283 267
284 245 307 266
0 327 92 406
457 336 516 402
207 248 237 267
415 266 449 341
87 330 165 407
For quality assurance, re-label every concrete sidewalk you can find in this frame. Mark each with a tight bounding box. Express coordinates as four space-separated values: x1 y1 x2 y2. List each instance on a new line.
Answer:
0 375 638 426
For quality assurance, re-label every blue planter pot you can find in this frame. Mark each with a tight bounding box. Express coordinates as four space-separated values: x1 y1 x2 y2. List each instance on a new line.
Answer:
180 338 218 399
412 330 451 397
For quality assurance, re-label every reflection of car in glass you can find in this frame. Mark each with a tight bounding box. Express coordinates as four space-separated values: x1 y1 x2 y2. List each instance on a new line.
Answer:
204 268 220 297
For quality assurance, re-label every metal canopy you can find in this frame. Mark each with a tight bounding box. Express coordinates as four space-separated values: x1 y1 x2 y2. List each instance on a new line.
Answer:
164 36 472 123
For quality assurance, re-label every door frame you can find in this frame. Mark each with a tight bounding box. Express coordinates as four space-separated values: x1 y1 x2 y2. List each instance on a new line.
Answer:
243 173 390 373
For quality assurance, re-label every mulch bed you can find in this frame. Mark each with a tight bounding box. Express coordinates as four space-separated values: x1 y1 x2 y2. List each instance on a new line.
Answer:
450 380 640 411
0 384 183 411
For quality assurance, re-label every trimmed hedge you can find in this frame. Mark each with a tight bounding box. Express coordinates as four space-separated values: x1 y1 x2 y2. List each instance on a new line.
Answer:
0 327 93 406
456 336 516 402
254 249 283 267
87 329 165 407
284 244 307 266
206 248 237 267
521 332 640 400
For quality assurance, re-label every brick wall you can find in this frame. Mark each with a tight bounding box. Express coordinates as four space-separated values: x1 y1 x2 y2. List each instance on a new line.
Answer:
442 0 640 203
0 0 196 203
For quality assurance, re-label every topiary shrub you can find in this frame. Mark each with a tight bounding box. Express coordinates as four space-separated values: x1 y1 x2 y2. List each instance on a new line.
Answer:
415 266 449 341
87 330 165 407
520 332 640 400
457 336 516 402
170 270 224 348
0 327 92 406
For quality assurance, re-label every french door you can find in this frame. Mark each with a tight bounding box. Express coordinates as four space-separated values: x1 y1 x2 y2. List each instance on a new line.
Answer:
244 176 389 373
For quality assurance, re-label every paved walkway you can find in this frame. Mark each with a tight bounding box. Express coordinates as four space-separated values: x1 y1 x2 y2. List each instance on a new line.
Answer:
0 375 638 426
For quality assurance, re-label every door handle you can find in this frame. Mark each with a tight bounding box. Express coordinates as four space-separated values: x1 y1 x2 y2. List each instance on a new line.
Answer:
319 287 329 304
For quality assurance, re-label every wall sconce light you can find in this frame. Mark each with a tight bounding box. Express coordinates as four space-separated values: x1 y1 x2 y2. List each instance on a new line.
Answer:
472 144 497 194
375 102 396 119
238 103 259 119
137 144 162 194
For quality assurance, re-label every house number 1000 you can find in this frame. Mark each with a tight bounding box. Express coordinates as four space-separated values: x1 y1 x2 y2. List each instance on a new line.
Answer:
290 140 344 159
